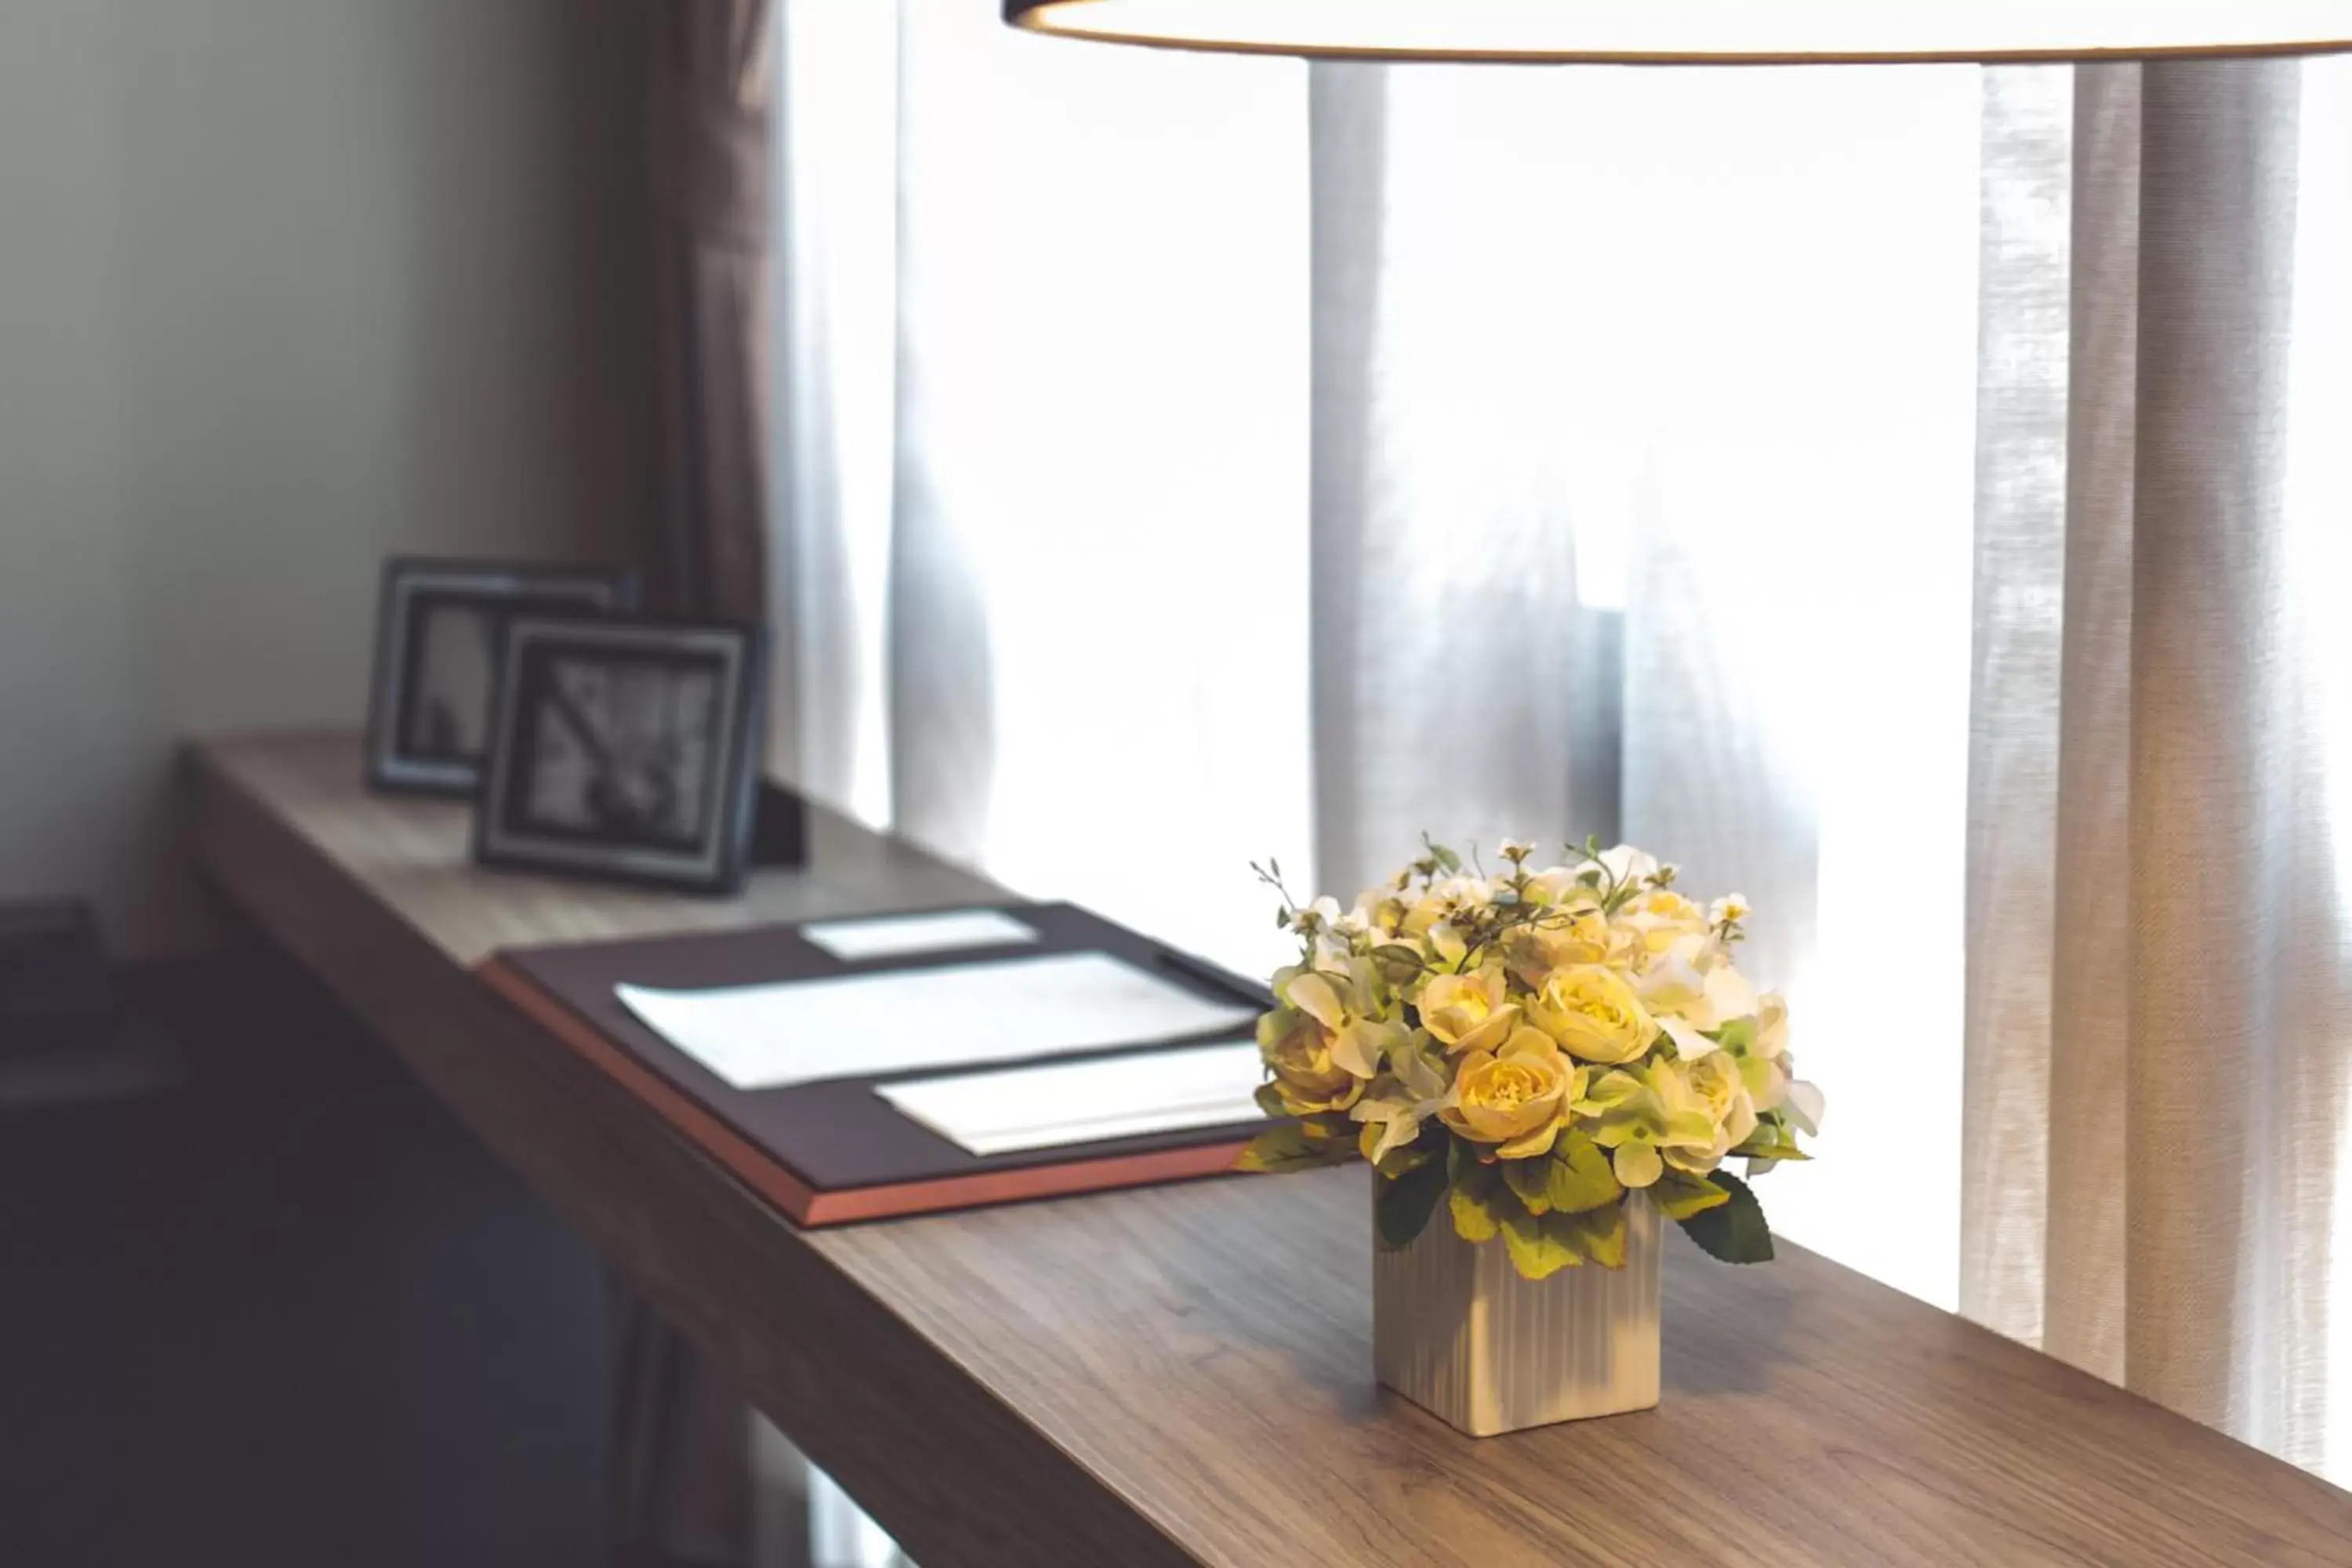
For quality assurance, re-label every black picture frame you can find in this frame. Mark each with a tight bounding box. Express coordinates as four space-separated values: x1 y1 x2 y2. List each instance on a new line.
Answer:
474 615 768 895
364 557 639 796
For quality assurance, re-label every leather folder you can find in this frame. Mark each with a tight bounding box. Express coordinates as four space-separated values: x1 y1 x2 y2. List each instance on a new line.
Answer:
476 903 1273 1226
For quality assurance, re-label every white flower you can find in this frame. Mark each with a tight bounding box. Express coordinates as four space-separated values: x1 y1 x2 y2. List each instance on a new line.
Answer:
1596 844 1659 887
1658 1016 1719 1060
1784 1078 1826 1136
1709 892 1751 926
1431 873 1498 910
1292 895 1344 934
1349 1043 1451 1163
1636 932 1712 1014
1704 961 1758 1025
1637 934 1757 1030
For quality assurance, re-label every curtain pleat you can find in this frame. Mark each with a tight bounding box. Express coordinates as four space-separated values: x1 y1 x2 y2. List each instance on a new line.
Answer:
1957 63 2072 1350
629 6 779 1565
1306 62 1393 900
2039 62 2142 1383
2125 56 2304 1441
650 0 775 623
1963 57 2352 1478
1303 64 1638 902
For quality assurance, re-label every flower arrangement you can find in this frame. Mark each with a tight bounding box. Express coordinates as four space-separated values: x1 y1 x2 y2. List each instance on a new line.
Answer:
1240 837 1824 1279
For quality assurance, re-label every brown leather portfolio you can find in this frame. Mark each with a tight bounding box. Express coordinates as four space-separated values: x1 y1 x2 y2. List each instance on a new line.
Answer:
475 902 1273 1226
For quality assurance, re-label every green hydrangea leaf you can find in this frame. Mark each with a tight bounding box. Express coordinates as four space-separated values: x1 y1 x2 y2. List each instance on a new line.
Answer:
1450 1164 1506 1244
1650 1170 1733 1221
1711 1017 1757 1053
1675 1170 1775 1264
1566 1200 1628 1268
1501 1210 1585 1279
1374 1141 1436 1181
1375 1149 1450 1250
1233 1123 1342 1174
1501 1154 1554 1215
1732 1134 1810 1163
1545 1131 1623 1214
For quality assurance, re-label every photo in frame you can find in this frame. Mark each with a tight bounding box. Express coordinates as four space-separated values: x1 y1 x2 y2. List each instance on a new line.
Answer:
365 557 638 795
474 615 768 894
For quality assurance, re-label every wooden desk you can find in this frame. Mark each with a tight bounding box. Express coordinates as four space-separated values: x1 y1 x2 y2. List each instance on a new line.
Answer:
187 729 2352 1567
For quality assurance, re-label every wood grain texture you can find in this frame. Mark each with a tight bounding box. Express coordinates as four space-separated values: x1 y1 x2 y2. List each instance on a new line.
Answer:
186 729 2352 1567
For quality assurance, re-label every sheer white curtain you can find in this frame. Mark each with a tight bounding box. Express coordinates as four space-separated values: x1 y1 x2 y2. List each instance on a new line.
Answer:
768 1 2352 1515
776 15 1982 1294
773 0 1312 980
1312 62 1983 1307
1962 58 2352 1482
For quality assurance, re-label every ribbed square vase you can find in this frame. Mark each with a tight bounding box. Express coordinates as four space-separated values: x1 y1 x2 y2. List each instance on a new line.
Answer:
1373 1192 1661 1437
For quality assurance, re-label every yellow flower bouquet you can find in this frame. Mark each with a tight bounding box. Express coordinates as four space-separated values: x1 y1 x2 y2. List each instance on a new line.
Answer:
1240 837 1823 1280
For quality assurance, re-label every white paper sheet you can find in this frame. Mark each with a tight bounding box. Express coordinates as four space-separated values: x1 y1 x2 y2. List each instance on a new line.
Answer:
877 1040 1266 1156
616 950 1259 1092
799 907 1039 963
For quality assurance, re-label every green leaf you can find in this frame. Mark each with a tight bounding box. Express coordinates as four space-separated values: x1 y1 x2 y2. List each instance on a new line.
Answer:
1234 1123 1345 1174
1565 1201 1628 1269
1370 943 1427 985
1544 1131 1623 1214
1731 1135 1810 1163
1711 1017 1757 1053
1422 834 1463 873
1650 1170 1733 1221
1250 1081 1287 1118
1448 1154 1504 1243
1501 1155 1553 1215
1501 1210 1584 1279
1447 1134 1484 1186
1374 1138 1436 1181
1375 1152 1449 1250
1675 1171 1775 1264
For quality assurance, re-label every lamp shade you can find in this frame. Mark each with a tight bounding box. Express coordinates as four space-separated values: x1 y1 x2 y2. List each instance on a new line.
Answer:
1004 2 2352 64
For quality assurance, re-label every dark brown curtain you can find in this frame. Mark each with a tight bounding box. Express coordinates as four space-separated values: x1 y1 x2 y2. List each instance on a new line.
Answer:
648 0 774 622
621 5 775 1564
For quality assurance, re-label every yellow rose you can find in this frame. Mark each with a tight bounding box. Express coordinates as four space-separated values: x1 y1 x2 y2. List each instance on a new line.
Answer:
1400 897 1450 938
1527 964 1657 1064
1439 1029 1585 1159
1521 866 1601 907
1619 888 1707 953
1255 1005 1363 1116
1417 969 1518 1054
1501 910 1615 986
1680 1051 1759 1153
1352 890 1407 937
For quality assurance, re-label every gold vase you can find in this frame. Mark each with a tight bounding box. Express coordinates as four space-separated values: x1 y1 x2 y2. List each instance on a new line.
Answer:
1372 1192 1662 1437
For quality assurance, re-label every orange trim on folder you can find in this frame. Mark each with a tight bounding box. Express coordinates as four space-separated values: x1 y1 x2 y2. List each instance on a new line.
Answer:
475 953 1252 1227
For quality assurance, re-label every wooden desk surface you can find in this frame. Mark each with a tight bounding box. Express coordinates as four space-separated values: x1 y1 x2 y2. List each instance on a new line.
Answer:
187 729 2352 1567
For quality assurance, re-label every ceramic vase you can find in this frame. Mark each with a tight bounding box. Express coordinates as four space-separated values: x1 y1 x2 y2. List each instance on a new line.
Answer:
1372 1191 1662 1437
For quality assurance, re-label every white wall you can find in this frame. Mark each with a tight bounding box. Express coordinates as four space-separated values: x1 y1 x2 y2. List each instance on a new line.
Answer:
0 0 650 949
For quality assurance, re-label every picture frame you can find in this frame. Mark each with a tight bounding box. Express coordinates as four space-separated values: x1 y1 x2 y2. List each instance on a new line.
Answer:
365 557 639 795
474 615 768 895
